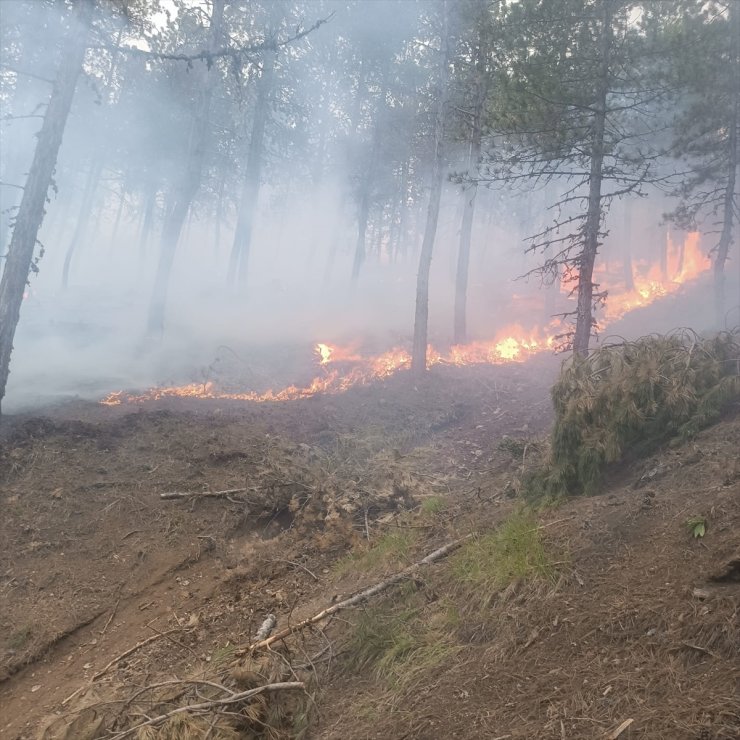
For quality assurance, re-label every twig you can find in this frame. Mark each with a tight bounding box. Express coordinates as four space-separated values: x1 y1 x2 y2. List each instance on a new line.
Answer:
677 641 720 659
160 488 247 500
108 682 304 739
237 536 471 655
525 516 576 534
271 559 319 581
92 628 180 680
100 598 121 636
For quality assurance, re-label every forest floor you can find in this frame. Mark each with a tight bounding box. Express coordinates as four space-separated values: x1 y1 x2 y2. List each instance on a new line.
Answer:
0 355 738 740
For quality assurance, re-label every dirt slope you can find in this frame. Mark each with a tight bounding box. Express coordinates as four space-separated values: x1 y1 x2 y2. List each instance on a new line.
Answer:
316 415 740 740
0 362 737 740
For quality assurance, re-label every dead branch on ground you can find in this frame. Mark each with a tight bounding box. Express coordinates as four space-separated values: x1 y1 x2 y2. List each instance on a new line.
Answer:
92 628 182 680
160 488 247 500
237 535 471 655
108 682 305 739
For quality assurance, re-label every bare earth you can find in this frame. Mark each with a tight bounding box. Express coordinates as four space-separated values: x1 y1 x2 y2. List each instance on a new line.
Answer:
1 359 738 739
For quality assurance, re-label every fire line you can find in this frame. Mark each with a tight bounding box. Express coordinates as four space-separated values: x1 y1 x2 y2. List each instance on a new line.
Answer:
101 232 709 407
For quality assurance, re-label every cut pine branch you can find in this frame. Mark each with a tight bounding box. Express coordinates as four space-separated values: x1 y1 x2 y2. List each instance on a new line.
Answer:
108 682 305 739
237 535 471 655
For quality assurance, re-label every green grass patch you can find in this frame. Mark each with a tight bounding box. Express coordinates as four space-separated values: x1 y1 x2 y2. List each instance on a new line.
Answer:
450 510 553 608
7 626 32 650
334 530 416 576
419 495 447 515
344 607 458 690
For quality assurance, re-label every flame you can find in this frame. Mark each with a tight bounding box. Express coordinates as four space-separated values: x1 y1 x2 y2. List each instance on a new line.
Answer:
101 232 710 407
601 232 708 325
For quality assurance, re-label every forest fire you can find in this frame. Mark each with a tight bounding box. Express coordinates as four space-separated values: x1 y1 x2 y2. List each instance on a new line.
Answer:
601 232 708 324
100 232 710 408
100 328 551 407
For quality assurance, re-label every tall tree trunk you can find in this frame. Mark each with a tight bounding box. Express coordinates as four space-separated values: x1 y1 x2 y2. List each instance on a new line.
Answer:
351 120 384 282
660 229 669 280
148 0 225 334
214 174 225 257
623 205 635 291
351 183 371 281
572 0 612 357
138 184 156 263
110 182 126 243
0 0 93 412
714 0 739 325
228 48 276 287
61 157 102 288
453 25 487 346
411 4 451 376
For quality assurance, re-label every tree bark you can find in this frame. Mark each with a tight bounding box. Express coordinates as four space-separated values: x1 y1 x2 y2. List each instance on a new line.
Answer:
147 0 224 335
623 205 635 291
214 174 225 257
228 47 276 287
0 0 94 412
351 117 384 282
572 0 613 357
138 184 156 263
714 0 739 325
61 156 102 289
453 23 487 346
110 181 127 243
411 3 451 376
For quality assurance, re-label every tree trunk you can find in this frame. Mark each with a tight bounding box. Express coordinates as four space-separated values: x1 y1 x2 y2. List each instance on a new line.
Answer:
228 47 276 287
61 156 102 289
351 182 371 281
572 0 612 357
148 0 224 335
660 229 669 281
623 205 635 291
110 182 126 243
453 24 487 346
351 127 383 281
0 0 93 411
138 184 156 263
714 0 739 325
214 174 225 257
411 3 451 376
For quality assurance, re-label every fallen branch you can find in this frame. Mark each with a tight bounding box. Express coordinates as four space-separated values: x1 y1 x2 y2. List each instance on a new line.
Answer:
92 628 181 680
108 682 305 739
238 536 471 654
606 718 634 739
100 597 121 636
160 488 247 500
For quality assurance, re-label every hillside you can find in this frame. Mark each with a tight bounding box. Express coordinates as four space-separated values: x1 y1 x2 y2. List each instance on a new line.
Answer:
0 359 738 740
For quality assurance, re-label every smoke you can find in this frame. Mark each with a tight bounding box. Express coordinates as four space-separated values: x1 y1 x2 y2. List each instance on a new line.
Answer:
1 0 733 413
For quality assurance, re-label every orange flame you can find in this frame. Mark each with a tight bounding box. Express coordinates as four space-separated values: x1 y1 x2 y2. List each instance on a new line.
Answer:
100 232 710 407
601 231 708 325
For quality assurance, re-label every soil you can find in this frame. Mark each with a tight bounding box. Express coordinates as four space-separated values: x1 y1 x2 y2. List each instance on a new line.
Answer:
0 356 738 740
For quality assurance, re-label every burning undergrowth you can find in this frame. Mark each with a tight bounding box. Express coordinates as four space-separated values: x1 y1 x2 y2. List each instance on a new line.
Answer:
94 229 712 411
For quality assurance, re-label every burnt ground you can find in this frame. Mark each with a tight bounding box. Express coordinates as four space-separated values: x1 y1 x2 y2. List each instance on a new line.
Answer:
0 356 738 740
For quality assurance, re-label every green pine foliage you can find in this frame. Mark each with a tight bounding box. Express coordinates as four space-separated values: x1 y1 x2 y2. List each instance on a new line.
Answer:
527 329 740 498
